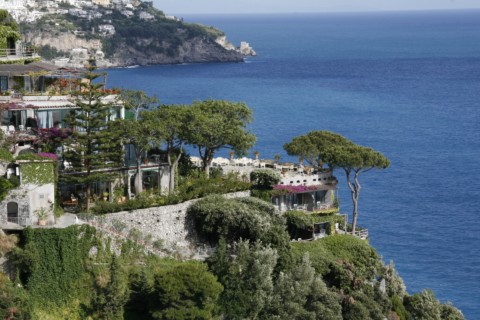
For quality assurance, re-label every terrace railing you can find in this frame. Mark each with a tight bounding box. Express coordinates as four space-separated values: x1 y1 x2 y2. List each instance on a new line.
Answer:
353 229 369 240
0 47 38 59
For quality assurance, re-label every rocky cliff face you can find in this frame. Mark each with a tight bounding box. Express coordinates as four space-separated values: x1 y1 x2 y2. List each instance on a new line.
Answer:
19 3 250 68
25 32 98 53
109 35 244 67
24 30 243 68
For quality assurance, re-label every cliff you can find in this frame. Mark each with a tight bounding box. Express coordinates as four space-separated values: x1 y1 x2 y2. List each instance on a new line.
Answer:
19 2 251 67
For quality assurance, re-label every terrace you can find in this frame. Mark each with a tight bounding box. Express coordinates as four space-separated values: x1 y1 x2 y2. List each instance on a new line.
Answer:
199 156 339 214
0 62 121 142
0 45 39 63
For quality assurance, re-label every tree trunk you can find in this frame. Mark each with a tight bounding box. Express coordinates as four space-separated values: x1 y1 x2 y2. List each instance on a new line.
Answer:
135 159 143 194
168 163 175 195
204 163 210 178
86 184 92 211
202 149 213 178
346 171 361 235
168 155 182 195
167 144 183 195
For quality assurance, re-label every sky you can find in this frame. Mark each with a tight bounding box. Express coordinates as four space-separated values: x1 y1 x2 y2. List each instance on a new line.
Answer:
153 0 480 15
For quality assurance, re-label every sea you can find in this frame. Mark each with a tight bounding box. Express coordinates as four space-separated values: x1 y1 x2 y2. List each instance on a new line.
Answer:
105 10 480 319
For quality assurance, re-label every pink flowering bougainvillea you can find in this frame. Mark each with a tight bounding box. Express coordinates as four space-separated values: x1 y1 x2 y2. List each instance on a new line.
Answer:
37 152 58 161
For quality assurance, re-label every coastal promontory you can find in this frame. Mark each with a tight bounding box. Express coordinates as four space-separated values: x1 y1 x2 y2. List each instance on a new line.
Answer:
14 1 252 67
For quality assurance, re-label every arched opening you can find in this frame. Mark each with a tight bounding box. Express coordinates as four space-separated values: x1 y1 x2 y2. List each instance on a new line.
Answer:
7 202 19 223
6 37 15 55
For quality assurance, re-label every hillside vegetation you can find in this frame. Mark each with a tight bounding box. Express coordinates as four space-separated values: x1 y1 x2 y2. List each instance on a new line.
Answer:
0 196 464 319
20 2 242 66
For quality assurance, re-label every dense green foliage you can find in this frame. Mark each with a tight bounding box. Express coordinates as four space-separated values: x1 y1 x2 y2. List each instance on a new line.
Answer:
286 130 390 234
188 100 256 176
0 10 20 52
143 104 190 194
284 210 343 239
284 131 352 168
148 261 223 319
91 173 251 214
404 289 464 320
18 161 55 185
208 240 343 319
249 168 281 188
123 257 224 319
62 60 123 208
1 223 464 320
0 176 18 201
0 273 30 319
14 226 98 308
291 235 381 280
0 147 13 161
188 195 286 245
189 195 292 270
4 227 225 319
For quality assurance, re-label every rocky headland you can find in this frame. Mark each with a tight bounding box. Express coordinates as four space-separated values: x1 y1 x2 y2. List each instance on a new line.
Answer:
18 1 255 68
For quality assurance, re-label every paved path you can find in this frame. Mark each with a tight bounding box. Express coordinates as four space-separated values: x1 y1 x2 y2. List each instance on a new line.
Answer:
54 213 86 228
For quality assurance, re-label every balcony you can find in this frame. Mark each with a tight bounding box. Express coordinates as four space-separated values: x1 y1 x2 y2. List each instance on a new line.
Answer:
277 169 337 187
0 47 39 62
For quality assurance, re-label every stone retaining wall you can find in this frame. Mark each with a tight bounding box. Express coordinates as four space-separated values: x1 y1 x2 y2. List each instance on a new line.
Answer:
95 191 250 259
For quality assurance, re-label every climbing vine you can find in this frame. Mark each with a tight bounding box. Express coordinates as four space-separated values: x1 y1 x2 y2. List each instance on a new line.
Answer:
17 225 99 308
19 162 55 185
0 147 13 161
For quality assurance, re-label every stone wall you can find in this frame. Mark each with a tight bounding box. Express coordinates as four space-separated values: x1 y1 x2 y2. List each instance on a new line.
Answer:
93 191 250 259
0 183 55 227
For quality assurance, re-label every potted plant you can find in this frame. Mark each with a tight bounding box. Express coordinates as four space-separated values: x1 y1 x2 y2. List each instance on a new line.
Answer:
34 207 49 226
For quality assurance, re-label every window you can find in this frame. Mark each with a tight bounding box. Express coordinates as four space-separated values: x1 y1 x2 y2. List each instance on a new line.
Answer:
37 109 69 128
0 76 8 92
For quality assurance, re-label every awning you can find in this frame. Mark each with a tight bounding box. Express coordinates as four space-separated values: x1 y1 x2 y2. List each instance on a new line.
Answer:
0 62 79 76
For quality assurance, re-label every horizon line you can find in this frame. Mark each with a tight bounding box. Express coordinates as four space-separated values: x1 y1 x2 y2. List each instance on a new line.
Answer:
163 7 480 16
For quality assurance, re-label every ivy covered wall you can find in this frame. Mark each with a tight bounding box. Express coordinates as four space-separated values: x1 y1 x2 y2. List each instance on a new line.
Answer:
17 225 100 310
0 9 21 52
19 161 55 185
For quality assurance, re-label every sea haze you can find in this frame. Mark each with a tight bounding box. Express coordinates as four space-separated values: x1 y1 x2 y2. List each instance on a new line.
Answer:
106 10 480 319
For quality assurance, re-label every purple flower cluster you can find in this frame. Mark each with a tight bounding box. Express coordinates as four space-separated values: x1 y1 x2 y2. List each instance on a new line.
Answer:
38 152 58 161
272 184 323 193
38 127 71 139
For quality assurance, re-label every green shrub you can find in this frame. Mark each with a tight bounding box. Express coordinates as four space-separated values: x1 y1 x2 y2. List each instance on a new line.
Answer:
291 235 381 281
250 188 273 202
320 235 381 278
15 153 45 161
0 177 14 201
152 239 164 250
189 195 292 270
404 289 442 320
13 225 99 311
391 295 407 320
250 168 281 188
91 174 251 214
189 195 277 244
0 147 13 161
284 210 344 240
148 261 223 319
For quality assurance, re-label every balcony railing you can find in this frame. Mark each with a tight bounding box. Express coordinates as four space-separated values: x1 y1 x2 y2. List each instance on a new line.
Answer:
353 229 369 240
0 47 38 59
275 202 335 213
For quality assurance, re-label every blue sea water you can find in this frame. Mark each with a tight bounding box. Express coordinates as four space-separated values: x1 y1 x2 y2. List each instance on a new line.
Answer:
106 10 480 318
